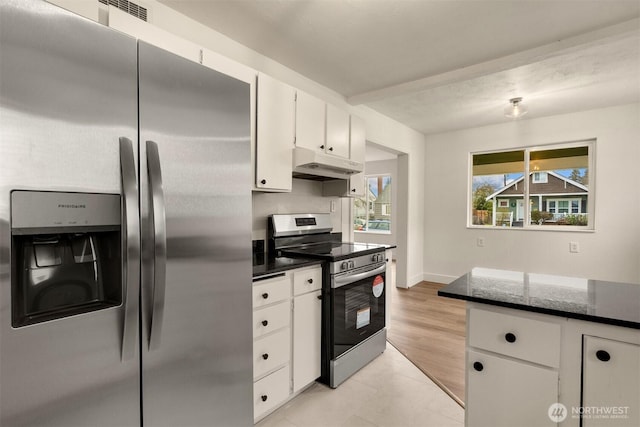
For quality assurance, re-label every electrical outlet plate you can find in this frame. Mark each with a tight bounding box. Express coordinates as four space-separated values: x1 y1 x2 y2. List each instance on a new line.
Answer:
569 242 580 253
477 237 485 247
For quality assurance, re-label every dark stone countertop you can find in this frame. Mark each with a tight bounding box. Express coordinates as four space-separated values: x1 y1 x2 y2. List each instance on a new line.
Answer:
438 268 640 329
252 253 323 279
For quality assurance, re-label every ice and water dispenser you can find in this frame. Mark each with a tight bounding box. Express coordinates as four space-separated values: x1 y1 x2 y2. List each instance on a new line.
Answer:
11 191 122 327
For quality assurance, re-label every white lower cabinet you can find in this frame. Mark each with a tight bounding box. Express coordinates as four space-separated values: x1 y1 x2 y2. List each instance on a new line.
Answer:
293 289 322 392
582 336 640 427
252 265 323 423
253 366 290 421
466 349 559 427
466 303 640 427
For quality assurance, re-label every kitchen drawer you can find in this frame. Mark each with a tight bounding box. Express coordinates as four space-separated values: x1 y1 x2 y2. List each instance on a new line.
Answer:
253 300 290 338
254 365 290 421
468 307 561 368
253 328 291 380
293 266 322 296
253 274 290 308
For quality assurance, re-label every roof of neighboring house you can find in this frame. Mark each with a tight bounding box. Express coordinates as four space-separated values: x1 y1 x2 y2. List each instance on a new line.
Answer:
486 171 588 201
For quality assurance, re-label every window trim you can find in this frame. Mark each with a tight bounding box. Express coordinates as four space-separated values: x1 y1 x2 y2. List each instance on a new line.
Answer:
354 173 392 234
468 139 595 231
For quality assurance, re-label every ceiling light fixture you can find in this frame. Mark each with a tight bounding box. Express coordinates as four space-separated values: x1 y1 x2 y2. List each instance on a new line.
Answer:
504 97 528 119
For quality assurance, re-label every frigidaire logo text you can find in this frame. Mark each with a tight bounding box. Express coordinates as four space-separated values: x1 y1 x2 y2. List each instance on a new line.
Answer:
58 204 86 209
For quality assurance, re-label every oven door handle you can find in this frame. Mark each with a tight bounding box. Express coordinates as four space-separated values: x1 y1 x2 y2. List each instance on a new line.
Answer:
332 263 386 289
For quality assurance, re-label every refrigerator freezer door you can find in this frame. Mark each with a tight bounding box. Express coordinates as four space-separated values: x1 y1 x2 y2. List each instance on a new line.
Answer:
138 42 253 426
0 1 139 426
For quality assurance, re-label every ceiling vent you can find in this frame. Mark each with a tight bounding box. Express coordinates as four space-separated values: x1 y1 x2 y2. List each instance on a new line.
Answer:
98 0 147 22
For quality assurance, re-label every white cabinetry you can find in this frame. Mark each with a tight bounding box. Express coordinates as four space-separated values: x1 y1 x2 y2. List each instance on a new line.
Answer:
466 306 561 427
348 115 366 197
295 91 326 154
255 73 295 192
252 273 291 422
467 349 559 427
292 267 323 393
582 336 640 427
321 114 366 197
252 265 323 423
325 104 350 159
294 91 352 160
465 302 640 427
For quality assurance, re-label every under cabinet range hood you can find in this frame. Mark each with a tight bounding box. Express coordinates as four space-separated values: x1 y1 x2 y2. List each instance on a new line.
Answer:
293 146 364 180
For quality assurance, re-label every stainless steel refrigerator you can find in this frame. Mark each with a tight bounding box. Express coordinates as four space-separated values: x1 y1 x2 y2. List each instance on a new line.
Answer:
0 1 253 425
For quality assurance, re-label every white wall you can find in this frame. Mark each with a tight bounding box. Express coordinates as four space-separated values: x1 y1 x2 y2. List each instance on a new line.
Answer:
423 103 640 285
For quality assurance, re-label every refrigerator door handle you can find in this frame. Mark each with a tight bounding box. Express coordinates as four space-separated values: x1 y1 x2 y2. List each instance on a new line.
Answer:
146 140 167 351
119 137 140 361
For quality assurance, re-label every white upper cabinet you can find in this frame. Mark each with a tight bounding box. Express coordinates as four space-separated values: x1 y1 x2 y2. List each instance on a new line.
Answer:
349 115 366 165
325 104 350 159
255 73 295 192
295 91 326 154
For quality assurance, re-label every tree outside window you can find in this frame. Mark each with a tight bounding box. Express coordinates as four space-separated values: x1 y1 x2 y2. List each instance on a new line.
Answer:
354 175 391 233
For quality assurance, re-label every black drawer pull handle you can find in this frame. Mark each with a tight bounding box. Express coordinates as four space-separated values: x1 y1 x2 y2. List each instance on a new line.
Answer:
262 353 269 360
352 188 356 192
317 295 322 300
320 145 325 149
329 147 334 151
260 179 266 185
261 320 268 327
505 333 517 343
262 293 269 299
596 350 611 362
261 395 268 402
473 361 484 372
307 278 313 284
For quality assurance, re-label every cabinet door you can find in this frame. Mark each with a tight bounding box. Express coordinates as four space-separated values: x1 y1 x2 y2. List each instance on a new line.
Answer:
326 103 350 159
295 91 326 154
349 172 366 198
349 115 366 164
256 73 295 191
466 350 559 427
293 290 322 392
582 336 640 427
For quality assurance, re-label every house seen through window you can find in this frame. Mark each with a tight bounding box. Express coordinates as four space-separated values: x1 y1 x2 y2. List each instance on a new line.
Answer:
354 175 391 233
470 141 594 229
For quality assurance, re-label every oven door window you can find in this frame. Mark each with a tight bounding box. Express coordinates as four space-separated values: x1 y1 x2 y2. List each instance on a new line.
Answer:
332 271 386 359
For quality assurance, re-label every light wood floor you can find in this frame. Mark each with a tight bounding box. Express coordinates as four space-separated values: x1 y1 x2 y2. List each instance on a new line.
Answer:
387 281 467 407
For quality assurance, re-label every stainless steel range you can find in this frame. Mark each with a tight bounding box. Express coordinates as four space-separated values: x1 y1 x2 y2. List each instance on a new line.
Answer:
269 213 387 388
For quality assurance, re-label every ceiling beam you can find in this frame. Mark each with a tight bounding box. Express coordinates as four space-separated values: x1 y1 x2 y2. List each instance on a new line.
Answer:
347 18 640 106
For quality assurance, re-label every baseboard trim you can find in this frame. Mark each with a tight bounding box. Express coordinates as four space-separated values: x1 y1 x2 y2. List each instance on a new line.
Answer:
423 272 458 284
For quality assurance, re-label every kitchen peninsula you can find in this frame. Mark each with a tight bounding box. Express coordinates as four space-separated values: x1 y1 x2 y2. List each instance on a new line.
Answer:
439 268 640 427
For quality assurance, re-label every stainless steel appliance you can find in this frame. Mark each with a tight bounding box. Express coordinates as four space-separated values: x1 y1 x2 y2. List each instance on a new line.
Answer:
269 213 387 388
0 1 252 425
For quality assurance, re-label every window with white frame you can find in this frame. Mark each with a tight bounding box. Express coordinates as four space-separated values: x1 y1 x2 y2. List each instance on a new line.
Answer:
532 171 548 183
354 175 392 233
470 140 594 229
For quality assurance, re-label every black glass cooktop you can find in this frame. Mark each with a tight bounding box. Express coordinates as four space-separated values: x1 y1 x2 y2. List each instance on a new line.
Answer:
281 242 388 261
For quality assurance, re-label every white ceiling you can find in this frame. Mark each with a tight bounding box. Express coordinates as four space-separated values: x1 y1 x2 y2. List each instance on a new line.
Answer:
158 0 640 135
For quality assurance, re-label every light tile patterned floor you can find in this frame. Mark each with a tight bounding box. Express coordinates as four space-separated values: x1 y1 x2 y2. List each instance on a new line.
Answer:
256 343 464 427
